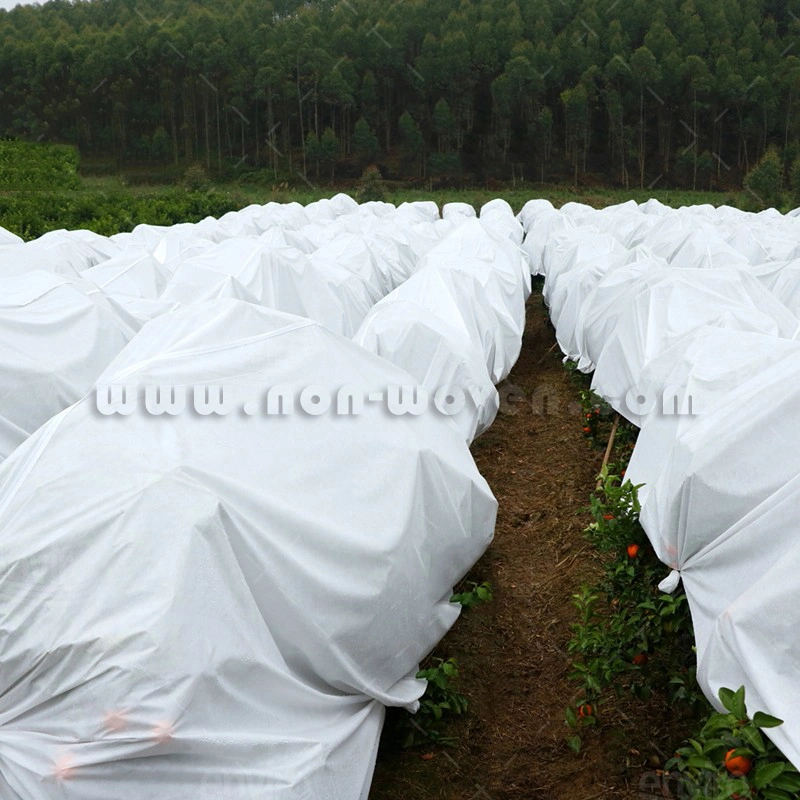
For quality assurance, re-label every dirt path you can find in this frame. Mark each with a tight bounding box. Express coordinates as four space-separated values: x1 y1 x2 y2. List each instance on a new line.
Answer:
369 286 643 799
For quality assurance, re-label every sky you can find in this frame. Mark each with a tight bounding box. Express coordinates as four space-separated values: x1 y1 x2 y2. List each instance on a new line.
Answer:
0 0 46 10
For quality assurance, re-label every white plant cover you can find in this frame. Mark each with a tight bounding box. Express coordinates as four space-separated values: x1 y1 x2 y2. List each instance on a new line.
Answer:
354 300 499 443
516 198 555 231
42 229 122 263
589 268 800 421
354 265 501 444
625 327 800 498
0 238 101 279
395 200 439 224
0 271 136 463
637 349 800 767
354 216 528 443
160 240 375 338
764 261 800 317
310 233 390 302
81 249 170 300
590 200 655 249
541 229 627 306
356 200 396 218
418 220 527 381
442 201 476 220
0 197 533 795
534 198 800 768
480 199 524 246
571 256 667 371
0 300 497 800
0 225 22 246
520 209 575 276
549 247 650 362
80 250 180 325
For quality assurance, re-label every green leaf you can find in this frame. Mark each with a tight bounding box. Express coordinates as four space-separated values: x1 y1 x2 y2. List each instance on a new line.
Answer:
771 773 800 792
761 788 791 800
685 754 715 770
565 706 578 727
701 740 729 762
731 686 747 721
753 711 784 729
740 725 767 754
752 762 786 790
701 713 736 736
567 734 582 754
719 687 736 713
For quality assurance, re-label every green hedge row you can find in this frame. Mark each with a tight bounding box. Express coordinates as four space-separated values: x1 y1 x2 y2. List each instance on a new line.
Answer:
0 141 80 190
0 189 246 241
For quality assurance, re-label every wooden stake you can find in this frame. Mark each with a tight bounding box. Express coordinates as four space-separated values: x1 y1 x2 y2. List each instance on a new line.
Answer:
596 413 620 491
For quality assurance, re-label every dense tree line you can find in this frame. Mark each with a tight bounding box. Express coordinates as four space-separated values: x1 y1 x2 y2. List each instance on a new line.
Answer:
2 0 800 187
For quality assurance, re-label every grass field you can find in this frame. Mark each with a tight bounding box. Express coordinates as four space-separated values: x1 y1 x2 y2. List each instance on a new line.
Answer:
77 175 746 208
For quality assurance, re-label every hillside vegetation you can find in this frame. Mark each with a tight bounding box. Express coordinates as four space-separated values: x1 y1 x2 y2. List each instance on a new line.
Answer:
1 0 799 188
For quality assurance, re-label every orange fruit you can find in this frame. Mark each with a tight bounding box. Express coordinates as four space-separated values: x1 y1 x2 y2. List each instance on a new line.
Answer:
632 653 648 666
577 703 593 718
724 749 752 777
583 426 591 433
627 543 639 558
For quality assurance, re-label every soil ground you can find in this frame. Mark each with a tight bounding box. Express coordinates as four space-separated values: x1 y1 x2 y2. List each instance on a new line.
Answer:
369 285 687 800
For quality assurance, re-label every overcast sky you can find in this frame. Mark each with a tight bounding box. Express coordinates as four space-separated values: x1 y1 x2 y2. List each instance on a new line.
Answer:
0 0 45 10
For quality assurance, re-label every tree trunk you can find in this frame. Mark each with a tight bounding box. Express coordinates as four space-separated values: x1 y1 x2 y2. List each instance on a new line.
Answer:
639 82 645 189
785 87 793 153
215 89 222 170
692 89 698 191
170 85 179 165
297 60 306 177
204 84 211 169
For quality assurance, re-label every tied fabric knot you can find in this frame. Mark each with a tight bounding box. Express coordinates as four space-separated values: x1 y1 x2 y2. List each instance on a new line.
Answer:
658 569 681 594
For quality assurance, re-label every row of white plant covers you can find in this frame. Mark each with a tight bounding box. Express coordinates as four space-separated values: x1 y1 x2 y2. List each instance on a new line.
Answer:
0 196 530 799
523 197 800 768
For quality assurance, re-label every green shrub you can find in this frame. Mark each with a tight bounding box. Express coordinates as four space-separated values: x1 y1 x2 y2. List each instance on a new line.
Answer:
355 165 386 202
744 147 783 208
790 157 800 209
181 163 212 191
0 188 242 241
666 686 800 800
0 140 80 190
565 470 702 752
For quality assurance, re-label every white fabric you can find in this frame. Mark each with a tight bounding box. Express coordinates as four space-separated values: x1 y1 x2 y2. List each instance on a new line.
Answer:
160 240 375 338
590 268 800 421
517 198 555 232
637 350 800 766
0 197 532 797
0 271 136 462
531 199 800 767
419 220 527 381
0 300 496 800
0 225 22 246
442 202 476 220
354 265 502 443
0 238 101 279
